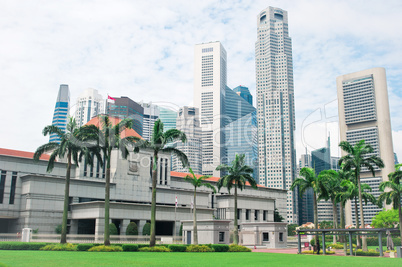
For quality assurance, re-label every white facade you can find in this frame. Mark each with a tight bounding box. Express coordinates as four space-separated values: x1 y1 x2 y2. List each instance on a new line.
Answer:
140 102 160 141
255 7 297 223
194 42 227 177
337 67 395 225
74 88 104 127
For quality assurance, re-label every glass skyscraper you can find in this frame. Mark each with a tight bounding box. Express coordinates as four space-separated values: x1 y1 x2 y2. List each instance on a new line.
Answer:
233 86 253 105
50 84 70 143
255 7 297 223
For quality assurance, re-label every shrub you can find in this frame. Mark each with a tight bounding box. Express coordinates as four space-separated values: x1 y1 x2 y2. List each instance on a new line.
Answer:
179 224 183 236
77 244 94 251
301 250 335 254
138 246 170 252
142 223 151 236
109 223 118 235
211 244 229 252
186 245 214 252
0 242 49 250
168 244 187 252
55 225 62 234
88 245 123 252
228 244 251 252
122 244 138 252
355 249 380 256
126 222 138 235
40 243 77 251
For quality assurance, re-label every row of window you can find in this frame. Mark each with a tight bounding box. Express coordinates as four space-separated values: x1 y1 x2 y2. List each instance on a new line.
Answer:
0 170 17 205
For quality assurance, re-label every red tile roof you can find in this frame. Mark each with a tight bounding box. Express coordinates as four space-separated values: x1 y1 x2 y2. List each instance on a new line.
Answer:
170 171 265 188
0 148 51 161
85 116 142 139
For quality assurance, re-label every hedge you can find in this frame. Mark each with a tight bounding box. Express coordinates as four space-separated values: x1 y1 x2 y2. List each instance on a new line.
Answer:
302 250 335 254
138 246 170 252
355 249 380 256
228 244 251 252
211 244 229 252
126 222 138 235
40 243 77 251
186 245 214 252
0 242 49 250
88 245 123 252
122 244 138 252
142 223 151 236
168 244 187 252
77 244 95 251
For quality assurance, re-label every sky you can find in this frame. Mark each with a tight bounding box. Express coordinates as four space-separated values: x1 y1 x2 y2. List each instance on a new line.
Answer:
1 0 401 162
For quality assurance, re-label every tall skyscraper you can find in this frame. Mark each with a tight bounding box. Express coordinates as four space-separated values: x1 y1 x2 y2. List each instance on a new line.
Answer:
297 153 313 225
172 106 203 175
140 102 160 141
75 88 104 127
194 41 227 177
50 84 70 143
255 7 297 223
233 85 253 105
106 96 144 136
159 107 177 131
337 67 394 225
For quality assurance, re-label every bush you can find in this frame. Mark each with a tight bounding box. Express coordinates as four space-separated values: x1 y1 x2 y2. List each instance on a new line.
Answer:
126 222 138 235
228 244 251 252
329 243 356 249
77 244 94 251
302 250 335 254
355 249 380 256
40 243 77 251
138 246 170 252
0 242 49 250
88 245 123 252
186 245 214 252
288 224 298 236
109 223 118 235
211 244 229 252
168 244 187 252
142 223 151 236
55 225 62 234
122 244 138 252
179 224 183 236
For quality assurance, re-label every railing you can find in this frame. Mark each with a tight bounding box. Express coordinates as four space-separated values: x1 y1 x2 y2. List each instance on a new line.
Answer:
0 233 182 244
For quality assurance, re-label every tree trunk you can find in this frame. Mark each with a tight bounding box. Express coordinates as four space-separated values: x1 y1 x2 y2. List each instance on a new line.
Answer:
234 185 238 245
313 191 318 253
60 151 72 244
399 202 402 246
150 152 158 247
356 169 367 251
193 189 198 245
332 200 338 244
354 196 361 248
104 150 111 246
340 202 347 254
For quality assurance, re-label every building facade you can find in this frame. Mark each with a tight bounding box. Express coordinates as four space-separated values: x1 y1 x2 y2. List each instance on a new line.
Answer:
297 153 314 225
106 96 144 136
158 107 177 131
337 67 395 225
233 85 253 105
140 102 160 141
49 84 70 143
255 7 297 223
74 88 104 127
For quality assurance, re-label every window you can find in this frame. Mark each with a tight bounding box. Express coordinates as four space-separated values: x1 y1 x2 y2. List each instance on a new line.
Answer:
219 232 225 242
237 209 241 220
254 210 259 221
263 210 267 221
246 209 250 220
0 170 6 204
263 232 269 241
279 232 283 242
9 172 17 204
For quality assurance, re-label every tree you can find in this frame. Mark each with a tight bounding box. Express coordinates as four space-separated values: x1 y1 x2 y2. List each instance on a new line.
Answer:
287 224 298 236
126 222 138 235
82 115 139 246
109 223 118 235
339 140 384 251
143 222 151 236
184 167 216 245
216 154 257 244
290 167 327 251
34 117 93 244
134 119 188 247
371 209 399 229
378 164 402 245
274 208 284 222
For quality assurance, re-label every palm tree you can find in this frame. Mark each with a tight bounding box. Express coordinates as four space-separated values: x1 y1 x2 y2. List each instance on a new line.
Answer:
216 154 257 245
291 167 327 251
339 140 384 251
34 117 93 244
82 115 139 246
378 164 402 246
184 167 216 245
134 119 188 247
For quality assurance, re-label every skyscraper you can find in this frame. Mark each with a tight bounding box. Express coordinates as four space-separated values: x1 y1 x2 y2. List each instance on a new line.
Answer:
297 153 313 225
159 107 177 131
255 7 297 223
74 88 104 127
140 102 160 141
194 41 227 177
233 86 253 105
337 67 394 225
49 84 70 143
106 96 144 136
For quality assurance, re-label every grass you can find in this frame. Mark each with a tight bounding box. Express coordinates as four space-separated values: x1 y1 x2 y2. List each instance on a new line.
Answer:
0 251 401 267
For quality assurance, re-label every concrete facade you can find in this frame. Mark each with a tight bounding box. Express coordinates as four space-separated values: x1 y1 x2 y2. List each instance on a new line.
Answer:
240 222 288 248
181 220 230 245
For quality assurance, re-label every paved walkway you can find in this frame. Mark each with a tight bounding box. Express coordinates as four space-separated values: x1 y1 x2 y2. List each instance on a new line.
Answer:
251 248 391 257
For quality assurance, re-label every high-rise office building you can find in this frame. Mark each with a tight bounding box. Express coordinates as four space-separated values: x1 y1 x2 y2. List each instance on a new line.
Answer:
297 153 313 225
194 41 227 177
50 85 70 143
171 106 203 175
337 67 394 225
255 7 297 223
159 107 177 131
233 85 253 105
106 96 144 136
74 88 104 127
141 102 160 141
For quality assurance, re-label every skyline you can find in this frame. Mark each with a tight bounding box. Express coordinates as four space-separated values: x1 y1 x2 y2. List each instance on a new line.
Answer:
1 0 401 163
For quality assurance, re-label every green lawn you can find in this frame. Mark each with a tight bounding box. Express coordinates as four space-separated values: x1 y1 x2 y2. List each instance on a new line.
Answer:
0 251 401 267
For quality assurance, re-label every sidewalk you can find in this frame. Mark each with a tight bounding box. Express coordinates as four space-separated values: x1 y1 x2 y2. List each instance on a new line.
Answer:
251 247 391 257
